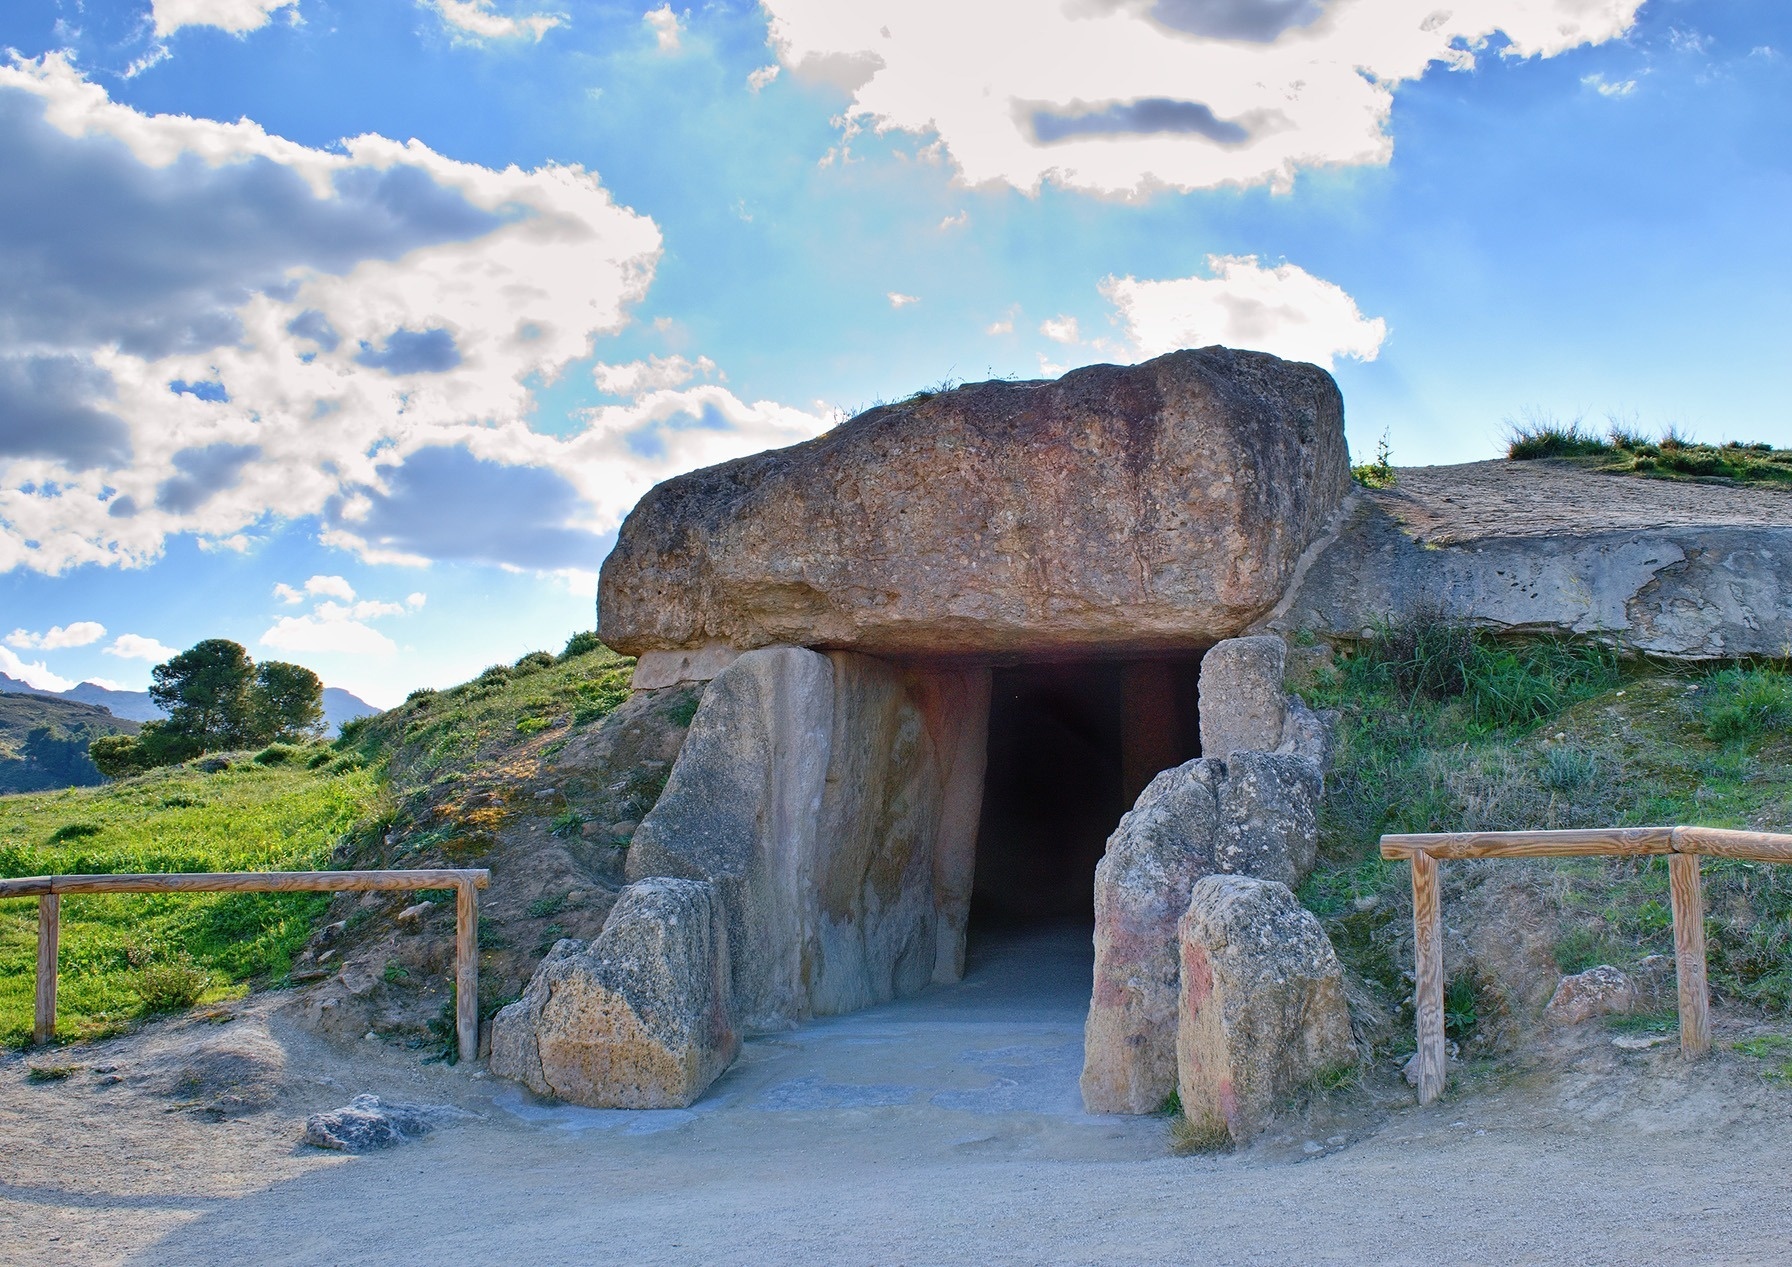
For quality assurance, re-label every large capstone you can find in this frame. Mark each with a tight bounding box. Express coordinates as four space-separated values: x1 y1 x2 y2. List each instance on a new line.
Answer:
599 348 1350 661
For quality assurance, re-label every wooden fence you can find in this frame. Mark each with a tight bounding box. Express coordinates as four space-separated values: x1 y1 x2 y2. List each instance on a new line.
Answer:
1380 826 1792 1105
0 869 491 1062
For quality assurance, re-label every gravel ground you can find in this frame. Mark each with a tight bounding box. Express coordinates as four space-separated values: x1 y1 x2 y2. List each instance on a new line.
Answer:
6 927 1792 1267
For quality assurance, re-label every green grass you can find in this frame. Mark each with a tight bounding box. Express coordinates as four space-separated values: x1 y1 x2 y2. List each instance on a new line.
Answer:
1297 615 1792 1027
1505 413 1792 486
0 758 377 1046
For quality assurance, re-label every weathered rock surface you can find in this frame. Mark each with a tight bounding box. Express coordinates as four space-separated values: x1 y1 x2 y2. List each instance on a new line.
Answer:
488 877 737 1109
1081 758 1223 1114
1198 636 1288 758
600 348 1350 658
302 1094 472 1153
1215 750 1322 889
1275 696 1335 774
1176 875 1356 1145
1269 461 1792 659
625 647 988 1030
1546 966 1636 1026
132 1019 286 1117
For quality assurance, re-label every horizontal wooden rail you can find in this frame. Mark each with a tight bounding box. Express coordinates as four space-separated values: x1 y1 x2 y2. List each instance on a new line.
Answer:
1379 826 1792 1107
2 869 490 1061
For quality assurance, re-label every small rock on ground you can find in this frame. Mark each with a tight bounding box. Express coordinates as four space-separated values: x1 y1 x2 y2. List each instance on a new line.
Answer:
302 1094 473 1153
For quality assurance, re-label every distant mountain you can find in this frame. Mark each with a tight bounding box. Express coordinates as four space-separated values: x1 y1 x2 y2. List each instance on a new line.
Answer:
0 691 140 794
0 674 380 737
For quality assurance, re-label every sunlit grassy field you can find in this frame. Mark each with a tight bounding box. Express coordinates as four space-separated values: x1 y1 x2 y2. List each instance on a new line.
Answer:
0 757 377 1046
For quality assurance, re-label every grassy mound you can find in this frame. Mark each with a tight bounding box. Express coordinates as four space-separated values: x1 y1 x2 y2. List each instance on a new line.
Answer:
1297 616 1792 1052
1505 416 1792 486
0 756 377 1045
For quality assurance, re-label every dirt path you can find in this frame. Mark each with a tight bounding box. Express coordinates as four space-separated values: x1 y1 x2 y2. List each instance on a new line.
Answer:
6 930 1792 1266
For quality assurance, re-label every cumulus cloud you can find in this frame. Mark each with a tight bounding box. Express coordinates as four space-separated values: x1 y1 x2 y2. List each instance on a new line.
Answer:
105 633 178 662
262 613 398 657
7 621 106 650
1100 255 1387 368
887 292 919 308
763 0 1644 195
644 5 683 52
747 64 781 92
592 354 716 397
0 646 75 692
152 0 298 37
1039 316 1081 344
426 0 565 42
305 574 357 601
0 54 665 576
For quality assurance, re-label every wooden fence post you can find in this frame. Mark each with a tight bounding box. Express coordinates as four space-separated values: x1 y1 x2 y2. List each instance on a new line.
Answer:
1669 852 1711 1059
35 894 59 1045
455 878 479 1064
1410 852 1446 1105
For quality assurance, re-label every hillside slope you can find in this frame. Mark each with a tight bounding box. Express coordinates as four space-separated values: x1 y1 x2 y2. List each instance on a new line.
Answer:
0 693 140 794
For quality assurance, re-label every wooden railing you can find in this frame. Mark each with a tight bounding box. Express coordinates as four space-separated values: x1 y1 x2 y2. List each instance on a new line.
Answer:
0 869 490 1062
1381 826 1792 1106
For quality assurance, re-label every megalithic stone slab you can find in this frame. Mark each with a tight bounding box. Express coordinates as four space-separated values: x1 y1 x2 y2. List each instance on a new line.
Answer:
1081 758 1222 1114
1176 874 1356 1145
488 877 737 1109
1197 635 1289 759
598 348 1349 658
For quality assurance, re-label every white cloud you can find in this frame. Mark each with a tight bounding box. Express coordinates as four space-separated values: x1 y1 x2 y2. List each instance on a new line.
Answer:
592 354 717 397
938 211 968 230
0 54 664 577
304 574 357 602
763 0 1644 196
105 633 179 662
261 614 399 657
273 582 304 604
747 64 781 92
0 646 76 692
427 0 565 42
406 592 428 608
1582 73 1637 97
644 5 682 52
151 0 297 37
1100 255 1387 369
6 621 106 650
1039 316 1081 345
887 292 919 308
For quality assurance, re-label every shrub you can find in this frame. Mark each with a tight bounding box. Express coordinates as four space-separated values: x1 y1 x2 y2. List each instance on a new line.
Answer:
252 743 302 766
47 822 102 843
88 734 149 780
561 630 605 659
1350 430 1396 489
513 651 556 674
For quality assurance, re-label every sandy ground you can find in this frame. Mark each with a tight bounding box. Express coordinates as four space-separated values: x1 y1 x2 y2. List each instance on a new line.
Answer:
1371 460 1792 545
6 927 1792 1266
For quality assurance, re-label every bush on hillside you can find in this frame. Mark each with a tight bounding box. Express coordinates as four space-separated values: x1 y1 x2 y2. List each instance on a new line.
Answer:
561 630 604 659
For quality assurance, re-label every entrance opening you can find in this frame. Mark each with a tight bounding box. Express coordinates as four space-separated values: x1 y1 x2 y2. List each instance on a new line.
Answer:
969 655 1204 932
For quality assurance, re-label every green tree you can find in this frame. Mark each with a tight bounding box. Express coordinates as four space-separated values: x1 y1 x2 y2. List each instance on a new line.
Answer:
253 660 325 742
149 639 259 751
88 733 149 779
22 725 103 785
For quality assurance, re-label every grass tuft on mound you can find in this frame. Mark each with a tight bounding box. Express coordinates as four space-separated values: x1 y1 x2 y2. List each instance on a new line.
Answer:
1505 411 1792 486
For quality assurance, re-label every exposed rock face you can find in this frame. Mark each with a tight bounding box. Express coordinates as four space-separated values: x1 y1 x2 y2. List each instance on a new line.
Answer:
1198 636 1288 757
1270 461 1792 659
1081 758 1222 1114
625 647 988 1030
1176 875 1355 1144
600 348 1350 658
1546 966 1636 1026
1214 750 1322 889
488 877 737 1109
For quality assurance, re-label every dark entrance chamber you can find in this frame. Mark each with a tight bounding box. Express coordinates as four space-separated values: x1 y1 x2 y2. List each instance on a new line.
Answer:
968 654 1205 931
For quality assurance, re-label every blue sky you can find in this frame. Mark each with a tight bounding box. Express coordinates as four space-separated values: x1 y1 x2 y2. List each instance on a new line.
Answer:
1 0 1787 705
